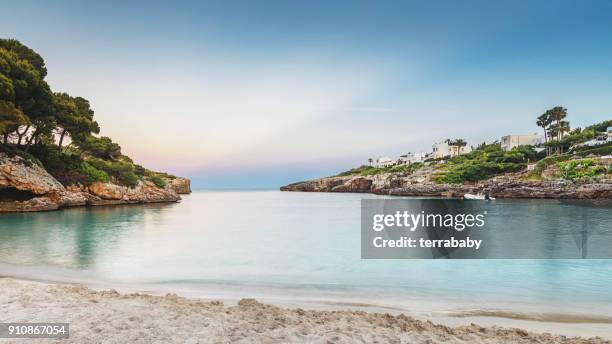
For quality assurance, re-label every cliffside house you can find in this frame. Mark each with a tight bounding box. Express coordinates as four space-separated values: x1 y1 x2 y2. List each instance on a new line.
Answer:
431 141 472 159
373 157 396 168
399 152 426 164
500 134 544 151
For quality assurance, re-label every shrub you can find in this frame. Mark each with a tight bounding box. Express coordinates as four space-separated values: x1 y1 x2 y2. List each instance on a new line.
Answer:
532 154 572 176
556 159 606 180
149 174 166 188
0 144 42 167
433 144 530 184
87 157 139 188
28 145 93 185
336 163 424 177
79 136 121 159
134 164 146 176
81 161 109 183
434 161 524 184
574 143 612 155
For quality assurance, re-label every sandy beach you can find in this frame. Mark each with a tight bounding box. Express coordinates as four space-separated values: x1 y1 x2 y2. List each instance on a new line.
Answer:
0 278 609 344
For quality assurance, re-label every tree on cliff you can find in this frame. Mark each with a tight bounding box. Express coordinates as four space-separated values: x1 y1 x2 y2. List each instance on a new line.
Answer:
537 107 571 155
536 113 552 155
0 40 55 148
54 93 100 149
546 106 569 154
79 136 121 159
0 101 29 142
0 38 172 190
0 39 47 78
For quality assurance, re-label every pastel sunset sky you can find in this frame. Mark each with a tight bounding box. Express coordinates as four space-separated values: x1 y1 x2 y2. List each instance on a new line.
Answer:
2 0 611 188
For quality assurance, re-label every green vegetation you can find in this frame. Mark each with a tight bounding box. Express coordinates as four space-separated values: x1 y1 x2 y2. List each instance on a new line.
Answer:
149 174 166 188
338 162 424 176
0 38 169 188
87 157 140 187
531 144 612 177
433 144 533 184
556 159 607 181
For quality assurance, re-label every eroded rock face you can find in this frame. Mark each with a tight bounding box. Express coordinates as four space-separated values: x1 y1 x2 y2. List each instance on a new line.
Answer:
0 153 188 212
88 181 180 203
0 154 65 195
281 172 612 199
165 177 191 194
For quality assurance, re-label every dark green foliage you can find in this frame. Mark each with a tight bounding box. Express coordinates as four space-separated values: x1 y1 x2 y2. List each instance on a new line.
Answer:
134 164 146 176
149 174 166 188
54 92 99 148
585 120 612 133
434 144 531 184
28 144 107 185
435 162 525 184
337 162 424 177
0 143 41 167
556 159 606 180
531 144 612 177
87 157 139 188
0 39 47 77
0 39 167 190
81 161 109 184
79 136 121 159
575 144 612 156
0 42 55 141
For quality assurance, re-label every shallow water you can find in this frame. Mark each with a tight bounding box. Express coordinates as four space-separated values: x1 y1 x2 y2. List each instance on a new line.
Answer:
0 190 611 318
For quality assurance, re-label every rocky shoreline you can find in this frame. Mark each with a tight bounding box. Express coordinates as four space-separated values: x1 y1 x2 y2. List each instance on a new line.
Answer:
280 172 612 199
0 153 191 213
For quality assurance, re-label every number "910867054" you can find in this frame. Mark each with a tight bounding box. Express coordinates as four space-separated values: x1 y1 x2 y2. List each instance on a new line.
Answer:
0 323 69 338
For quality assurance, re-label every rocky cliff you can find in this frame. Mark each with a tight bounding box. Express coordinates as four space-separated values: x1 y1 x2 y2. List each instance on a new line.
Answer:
281 172 612 199
0 153 190 212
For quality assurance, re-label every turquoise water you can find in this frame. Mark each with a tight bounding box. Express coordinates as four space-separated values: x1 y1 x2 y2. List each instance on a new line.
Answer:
1 190 611 316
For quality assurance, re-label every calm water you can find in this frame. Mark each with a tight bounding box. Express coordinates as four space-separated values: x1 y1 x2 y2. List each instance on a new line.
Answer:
1 191 611 317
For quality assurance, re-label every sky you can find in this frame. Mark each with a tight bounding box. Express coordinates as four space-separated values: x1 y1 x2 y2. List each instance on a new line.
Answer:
2 0 612 188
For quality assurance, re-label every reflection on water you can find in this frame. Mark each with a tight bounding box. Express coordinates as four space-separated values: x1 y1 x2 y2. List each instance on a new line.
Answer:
0 191 611 313
0 204 176 268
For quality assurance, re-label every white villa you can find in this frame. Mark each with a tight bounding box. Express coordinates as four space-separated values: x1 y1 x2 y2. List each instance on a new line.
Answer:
369 157 396 168
500 133 545 151
431 141 472 159
399 152 426 164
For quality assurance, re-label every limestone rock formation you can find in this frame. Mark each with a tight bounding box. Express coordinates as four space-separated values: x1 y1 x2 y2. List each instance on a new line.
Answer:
281 171 612 199
0 153 188 212
165 176 191 194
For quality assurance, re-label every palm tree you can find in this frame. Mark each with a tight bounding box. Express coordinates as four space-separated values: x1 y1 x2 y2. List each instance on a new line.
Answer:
449 138 467 156
544 106 568 154
548 107 567 140
537 112 552 155
558 121 571 153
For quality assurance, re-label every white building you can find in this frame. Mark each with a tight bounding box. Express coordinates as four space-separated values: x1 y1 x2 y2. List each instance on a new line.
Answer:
399 152 426 164
371 157 396 168
500 134 545 151
431 141 472 159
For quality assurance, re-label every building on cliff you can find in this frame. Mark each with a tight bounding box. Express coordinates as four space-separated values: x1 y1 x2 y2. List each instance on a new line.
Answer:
399 152 426 164
370 157 396 168
431 141 472 159
500 133 545 151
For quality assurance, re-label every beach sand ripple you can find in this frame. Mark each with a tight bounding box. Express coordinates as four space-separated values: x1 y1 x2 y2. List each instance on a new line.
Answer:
0 278 608 344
